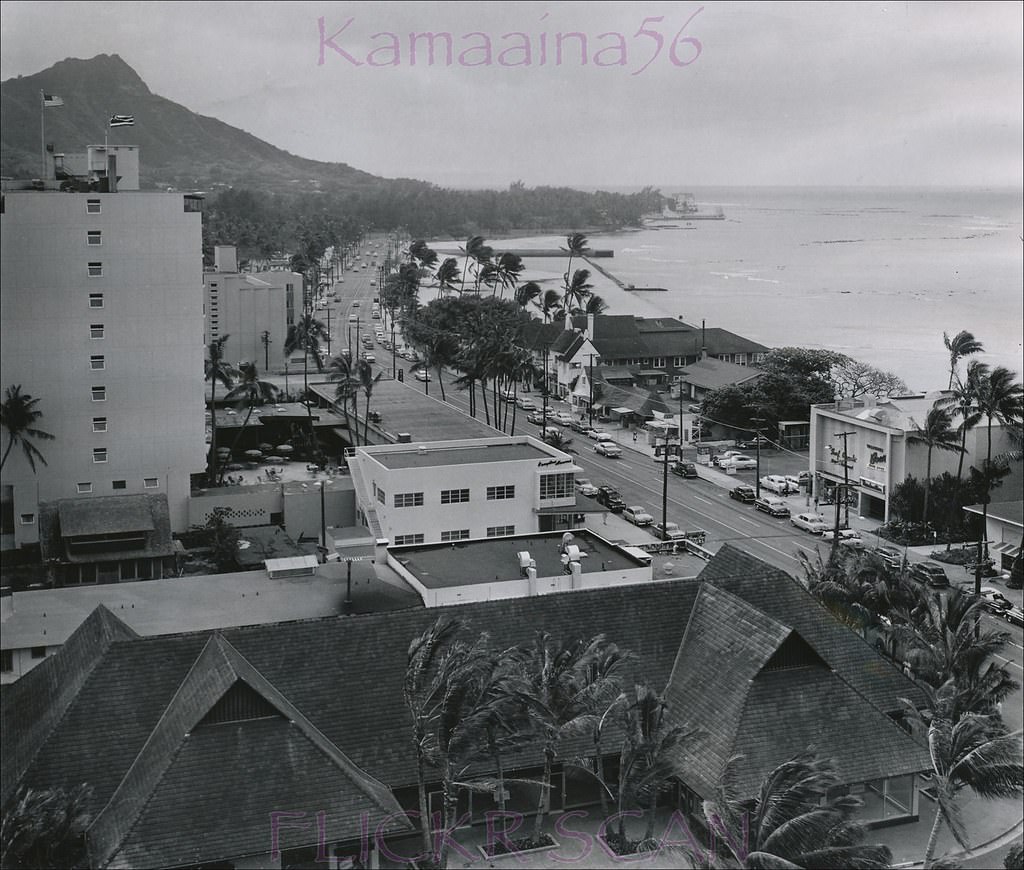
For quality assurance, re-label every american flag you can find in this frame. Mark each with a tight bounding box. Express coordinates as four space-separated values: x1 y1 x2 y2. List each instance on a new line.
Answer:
109 114 135 127
42 93 65 107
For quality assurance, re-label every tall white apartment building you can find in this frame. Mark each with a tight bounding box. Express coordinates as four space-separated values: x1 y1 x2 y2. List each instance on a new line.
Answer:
1 171 206 548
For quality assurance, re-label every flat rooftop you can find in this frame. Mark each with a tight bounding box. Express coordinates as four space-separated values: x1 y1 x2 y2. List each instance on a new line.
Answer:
369 441 552 470
391 530 647 589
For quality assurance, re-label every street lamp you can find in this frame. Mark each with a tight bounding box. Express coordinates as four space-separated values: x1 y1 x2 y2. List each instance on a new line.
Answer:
260 330 271 372
656 434 680 541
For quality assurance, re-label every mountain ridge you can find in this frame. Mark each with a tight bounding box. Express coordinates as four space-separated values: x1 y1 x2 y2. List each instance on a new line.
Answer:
0 53 401 193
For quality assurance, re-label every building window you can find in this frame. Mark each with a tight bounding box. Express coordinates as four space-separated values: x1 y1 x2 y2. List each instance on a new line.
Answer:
440 488 470 505
92 417 107 432
486 525 515 538
19 513 35 525
77 482 93 493
394 533 425 546
1 650 12 673
86 199 101 214
376 486 386 505
440 529 471 542
653 357 665 367
486 485 515 500
30 646 46 660
394 492 424 508
90 323 104 339
90 354 105 370
87 262 103 277
91 386 106 401
87 230 102 246
93 448 108 463
143 478 159 489
539 473 574 500
112 480 127 490
89 292 104 308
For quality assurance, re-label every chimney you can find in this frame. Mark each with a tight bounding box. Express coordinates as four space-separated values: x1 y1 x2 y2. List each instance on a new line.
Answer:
564 311 573 332
587 313 595 340
526 566 538 595
701 319 708 360
570 561 583 590
214 246 238 274
106 154 118 193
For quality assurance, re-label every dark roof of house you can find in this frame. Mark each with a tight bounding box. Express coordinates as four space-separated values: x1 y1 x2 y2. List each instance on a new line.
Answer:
679 357 764 390
38 495 174 564
2 545 926 861
963 500 1023 527
663 584 930 798
597 383 672 416
519 319 565 352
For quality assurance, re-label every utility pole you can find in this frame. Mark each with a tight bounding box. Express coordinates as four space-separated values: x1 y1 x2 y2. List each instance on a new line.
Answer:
834 431 856 528
260 330 271 371
588 354 595 427
542 345 550 425
658 436 677 541
751 417 766 499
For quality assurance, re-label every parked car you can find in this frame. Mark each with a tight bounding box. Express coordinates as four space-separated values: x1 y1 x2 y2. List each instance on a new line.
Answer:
586 427 608 440
516 396 537 411
754 497 790 517
348 313 359 322
821 528 862 544
720 456 757 470
672 461 698 479
352 301 360 307
594 441 622 458
737 435 771 449
527 412 547 425
791 512 829 534
908 561 950 588
500 389 516 402
596 486 626 512
575 478 599 497
361 353 376 364
712 450 744 467
729 485 757 503
839 537 868 551
569 419 591 434
623 506 654 526
413 370 431 382
653 521 686 540
553 412 574 427
760 475 796 495
1003 605 1024 628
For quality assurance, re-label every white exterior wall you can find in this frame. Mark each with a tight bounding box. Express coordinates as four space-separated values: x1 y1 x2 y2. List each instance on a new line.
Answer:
0 191 205 543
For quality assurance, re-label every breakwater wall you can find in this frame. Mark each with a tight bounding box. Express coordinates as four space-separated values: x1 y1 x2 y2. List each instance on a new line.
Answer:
435 248 614 258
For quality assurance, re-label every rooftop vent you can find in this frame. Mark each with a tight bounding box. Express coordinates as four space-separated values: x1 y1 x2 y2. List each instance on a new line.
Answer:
518 551 536 576
397 433 412 443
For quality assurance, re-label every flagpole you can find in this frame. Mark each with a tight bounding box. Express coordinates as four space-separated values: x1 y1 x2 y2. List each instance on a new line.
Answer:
40 90 45 178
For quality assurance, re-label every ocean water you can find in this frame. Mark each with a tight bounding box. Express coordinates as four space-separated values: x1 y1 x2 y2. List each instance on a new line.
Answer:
484 187 1023 391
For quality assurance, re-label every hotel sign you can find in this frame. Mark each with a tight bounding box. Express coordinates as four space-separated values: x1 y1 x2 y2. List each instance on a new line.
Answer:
867 443 887 471
859 477 886 495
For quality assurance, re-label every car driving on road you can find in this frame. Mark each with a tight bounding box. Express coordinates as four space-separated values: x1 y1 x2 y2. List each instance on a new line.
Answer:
596 486 626 512
729 485 756 503
907 560 950 588
754 497 790 518
575 478 599 497
594 441 622 458
672 461 698 479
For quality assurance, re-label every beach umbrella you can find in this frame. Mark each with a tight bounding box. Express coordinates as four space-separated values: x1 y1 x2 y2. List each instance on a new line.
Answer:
245 449 262 459
259 443 273 452
264 455 284 463
217 447 231 456
276 444 294 454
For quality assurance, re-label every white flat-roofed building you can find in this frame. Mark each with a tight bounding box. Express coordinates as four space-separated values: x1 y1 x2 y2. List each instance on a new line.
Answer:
1 181 205 545
347 436 584 544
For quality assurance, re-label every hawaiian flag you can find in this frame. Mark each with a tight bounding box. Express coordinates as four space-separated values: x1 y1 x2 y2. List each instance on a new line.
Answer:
109 114 135 127
42 94 65 107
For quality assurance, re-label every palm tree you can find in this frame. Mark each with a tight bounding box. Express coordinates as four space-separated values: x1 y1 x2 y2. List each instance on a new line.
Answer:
538 289 563 323
901 704 1023 868
1 784 92 870
942 360 987 483
403 616 465 861
326 354 360 447
0 386 55 473
944 330 984 390
972 366 1024 563
204 336 236 484
703 753 893 869
434 257 461 299
908 405 964 528
356 359 383 446
563 269 594 314
615 683 699 843
219 362 281 484
459 236 492 293
523 632 624 841
284 313 329 460
515 281 542 312
562 232 589 295
583 293 609 315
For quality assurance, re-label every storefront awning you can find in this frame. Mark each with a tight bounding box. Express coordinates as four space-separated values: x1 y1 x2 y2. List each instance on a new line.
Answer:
992 542 1021 560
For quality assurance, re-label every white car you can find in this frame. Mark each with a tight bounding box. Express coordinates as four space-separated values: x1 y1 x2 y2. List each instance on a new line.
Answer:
821 528 863 544
553 412 574 426
516 396 537 410
713 450 744 466
348 313 359 322
586 428 608 440
361 353 376 364
653 521 686 540
623 506 654 526
720 456 757 470
413 370 431 382
575 478 599 497
791 512 829 534
760 475 796 494
594 441 622 458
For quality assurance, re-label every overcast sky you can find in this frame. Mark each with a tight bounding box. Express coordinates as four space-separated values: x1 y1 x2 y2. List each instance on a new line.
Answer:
2 1 1021 189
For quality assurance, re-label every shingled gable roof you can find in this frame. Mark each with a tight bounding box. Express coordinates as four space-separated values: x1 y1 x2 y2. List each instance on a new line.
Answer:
1 604 138 805
679 357 764 390
88 632 409 868
662 583 930 798
695 544 927 714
